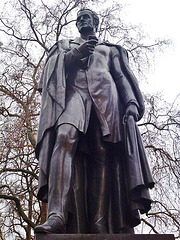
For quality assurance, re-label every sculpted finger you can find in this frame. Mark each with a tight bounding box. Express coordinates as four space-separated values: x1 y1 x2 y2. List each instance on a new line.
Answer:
87 43 96 49
131 111 139 122
88 39 98 45
134 113 138 122
135 113 140 121
87 45 95 54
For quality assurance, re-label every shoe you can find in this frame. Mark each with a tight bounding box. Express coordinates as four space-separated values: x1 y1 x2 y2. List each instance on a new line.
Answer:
34 215 66 234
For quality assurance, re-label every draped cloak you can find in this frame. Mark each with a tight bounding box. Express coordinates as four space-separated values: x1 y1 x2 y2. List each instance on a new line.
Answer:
35 39 154 232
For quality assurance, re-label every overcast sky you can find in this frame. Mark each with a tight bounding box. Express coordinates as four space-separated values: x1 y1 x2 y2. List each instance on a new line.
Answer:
120 0 180 102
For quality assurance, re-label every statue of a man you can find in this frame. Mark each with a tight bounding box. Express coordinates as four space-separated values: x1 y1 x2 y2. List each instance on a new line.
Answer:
34 9 154 234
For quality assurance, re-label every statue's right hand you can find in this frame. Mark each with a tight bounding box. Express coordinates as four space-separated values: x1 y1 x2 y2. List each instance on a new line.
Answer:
77 38 98 57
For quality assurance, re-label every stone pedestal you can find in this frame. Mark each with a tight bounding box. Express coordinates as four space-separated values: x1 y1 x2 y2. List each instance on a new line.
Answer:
35 234 175 240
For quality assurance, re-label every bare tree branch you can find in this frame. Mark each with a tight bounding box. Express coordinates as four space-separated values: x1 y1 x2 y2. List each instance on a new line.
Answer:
0 194 35 229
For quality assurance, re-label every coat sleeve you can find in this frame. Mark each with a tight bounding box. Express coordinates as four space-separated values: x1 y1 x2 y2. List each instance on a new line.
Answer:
110 46 140 109
64 48 83 70
118 46 145 119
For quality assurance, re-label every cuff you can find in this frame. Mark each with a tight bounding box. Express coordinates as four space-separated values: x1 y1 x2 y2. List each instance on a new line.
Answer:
73 48 84 59
126 100 140 109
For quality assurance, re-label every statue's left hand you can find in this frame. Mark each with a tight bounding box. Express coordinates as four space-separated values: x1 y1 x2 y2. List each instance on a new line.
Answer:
124 104 139 122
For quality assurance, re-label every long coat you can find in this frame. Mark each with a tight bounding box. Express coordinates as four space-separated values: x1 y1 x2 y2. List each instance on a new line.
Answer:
35 39 154 232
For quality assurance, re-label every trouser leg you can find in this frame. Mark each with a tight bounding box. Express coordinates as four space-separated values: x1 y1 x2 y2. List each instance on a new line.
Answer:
86 114 110 233
48 124 79 223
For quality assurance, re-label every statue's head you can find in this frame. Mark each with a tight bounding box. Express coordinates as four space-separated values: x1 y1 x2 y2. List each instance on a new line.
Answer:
76 9 99 34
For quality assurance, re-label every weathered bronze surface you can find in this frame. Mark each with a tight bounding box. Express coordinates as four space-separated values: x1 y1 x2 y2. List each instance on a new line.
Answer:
34 9 154 234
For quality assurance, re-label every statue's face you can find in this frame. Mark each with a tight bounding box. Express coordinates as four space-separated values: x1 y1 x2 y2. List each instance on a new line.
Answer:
76 10 94 34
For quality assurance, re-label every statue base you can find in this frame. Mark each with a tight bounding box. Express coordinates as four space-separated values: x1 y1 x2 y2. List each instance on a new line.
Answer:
35 234 175 240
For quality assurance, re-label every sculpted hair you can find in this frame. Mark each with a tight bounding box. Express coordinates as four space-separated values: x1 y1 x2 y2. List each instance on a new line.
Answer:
77 8 99 32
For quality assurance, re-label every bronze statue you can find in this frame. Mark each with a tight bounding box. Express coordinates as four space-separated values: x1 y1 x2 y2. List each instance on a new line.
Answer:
34 9 154 234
